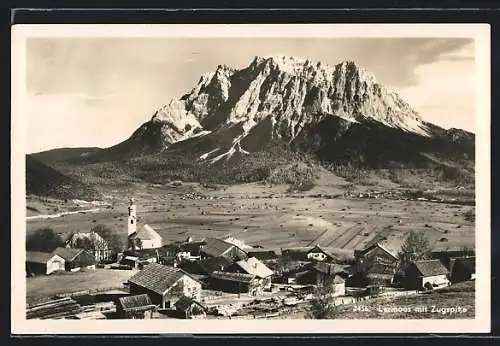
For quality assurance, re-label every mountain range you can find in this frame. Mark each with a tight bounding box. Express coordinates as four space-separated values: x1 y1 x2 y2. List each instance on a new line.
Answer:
28 55 475 197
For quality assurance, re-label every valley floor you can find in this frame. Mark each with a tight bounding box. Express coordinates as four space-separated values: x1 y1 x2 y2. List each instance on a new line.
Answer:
26 182 475 253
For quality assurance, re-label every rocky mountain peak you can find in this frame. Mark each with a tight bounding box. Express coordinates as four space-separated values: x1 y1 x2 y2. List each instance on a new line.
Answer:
117 55 433 160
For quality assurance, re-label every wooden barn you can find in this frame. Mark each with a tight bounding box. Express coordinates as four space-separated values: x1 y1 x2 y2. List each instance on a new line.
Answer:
199 238 248 261
52 247 97 272
450 256 475 283
351 242 399 287
404 260 451 290
209 271 261 296
26 251 65 276
174 296 207 319
231 257 274 290
128 263 202 309
117 294 156 319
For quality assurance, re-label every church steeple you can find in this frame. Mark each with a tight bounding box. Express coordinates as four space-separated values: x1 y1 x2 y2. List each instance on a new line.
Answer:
127 197 137 236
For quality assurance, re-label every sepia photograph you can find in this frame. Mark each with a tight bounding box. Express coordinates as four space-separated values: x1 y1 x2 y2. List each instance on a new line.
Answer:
11 23 490 334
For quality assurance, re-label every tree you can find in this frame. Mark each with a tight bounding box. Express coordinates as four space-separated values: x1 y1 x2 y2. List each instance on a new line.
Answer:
26 228 64 252
305 277 337 319
91 224 124 253
74 236 94 252
397 231 432 273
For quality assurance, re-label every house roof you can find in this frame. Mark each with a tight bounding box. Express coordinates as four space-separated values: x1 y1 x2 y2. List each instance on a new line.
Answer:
235 257 274 278
201 238 236 258
118 294 155 311
52 247 90 262
195 256 234 275
128 263 199 295
307 245 334 259
356 242 398 259
131 224 161 241
174 296 207 312
26 251 62 264
412 260 449 276
210 270 256 283
453 256 475 272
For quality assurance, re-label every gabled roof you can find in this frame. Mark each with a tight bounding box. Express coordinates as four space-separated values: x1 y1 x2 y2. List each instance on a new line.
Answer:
235 257 274 278
130 224 161 241
174 296 207 312
201 238 236 258
26 251 62 264
307 245 334 259
356 242 398 260
411 260 449 276
210 270 256 283
118 294 155 311
128 263 199 295
52 247 91 262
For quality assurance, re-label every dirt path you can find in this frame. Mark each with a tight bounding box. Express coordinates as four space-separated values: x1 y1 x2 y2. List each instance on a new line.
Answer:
26 208 101 221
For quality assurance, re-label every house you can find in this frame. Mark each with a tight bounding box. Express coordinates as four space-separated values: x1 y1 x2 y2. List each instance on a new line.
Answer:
209 271 262 296
450 256 475 282
431 249 475 270
275 260 314 284
65 231 112 261
26 251 65 276
128 263 202 309
404 259 451 290
119 249 159 268
199 237 248 261
129 224 163 250
180 256 233 276
293 262 348 286
351 242 399 286
231 257 274 289
174 296 207 319
117 294 156 319
306 245 335 262
52 247 97 272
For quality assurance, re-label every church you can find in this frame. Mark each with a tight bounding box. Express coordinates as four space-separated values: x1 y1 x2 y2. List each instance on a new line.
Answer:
127 198 163 250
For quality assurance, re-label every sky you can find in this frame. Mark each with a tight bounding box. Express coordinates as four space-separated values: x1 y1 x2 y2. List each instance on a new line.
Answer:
26 37 475 154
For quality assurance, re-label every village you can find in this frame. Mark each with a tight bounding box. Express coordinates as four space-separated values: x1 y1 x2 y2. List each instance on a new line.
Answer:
25 197 476 320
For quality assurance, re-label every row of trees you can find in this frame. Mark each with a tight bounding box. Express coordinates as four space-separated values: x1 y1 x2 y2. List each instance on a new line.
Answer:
26 224 126 254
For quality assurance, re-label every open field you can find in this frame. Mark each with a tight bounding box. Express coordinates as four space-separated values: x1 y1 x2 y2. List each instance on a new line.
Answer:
26 181 475 253
26 268 139 305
